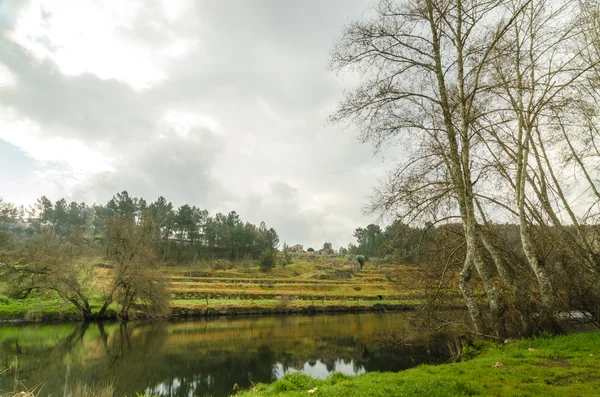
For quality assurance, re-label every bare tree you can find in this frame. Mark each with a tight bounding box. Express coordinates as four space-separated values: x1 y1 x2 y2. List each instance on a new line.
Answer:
100 216 170 318
478 0 600 313
331 0 600 336
330 0 531 337
0 215 169 319
0 233 98 318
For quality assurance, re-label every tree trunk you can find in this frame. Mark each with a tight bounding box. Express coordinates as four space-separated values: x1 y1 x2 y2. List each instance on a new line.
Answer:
458 259 486 334
519 216 554 309
426 0 506 336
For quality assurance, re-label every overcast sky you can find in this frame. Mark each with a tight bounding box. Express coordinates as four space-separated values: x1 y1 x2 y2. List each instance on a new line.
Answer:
0 0 399 249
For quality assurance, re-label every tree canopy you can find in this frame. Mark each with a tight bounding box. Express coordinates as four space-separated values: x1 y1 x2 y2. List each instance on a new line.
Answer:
1 190 280 263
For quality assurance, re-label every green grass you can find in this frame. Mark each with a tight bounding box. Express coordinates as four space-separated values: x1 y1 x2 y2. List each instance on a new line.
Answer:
0 294 118 320
0 295 77 319
237 331 600 397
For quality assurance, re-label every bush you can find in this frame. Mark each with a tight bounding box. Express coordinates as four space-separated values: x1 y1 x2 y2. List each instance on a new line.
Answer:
370 257 385 265
280 251 292 267
371 255 393 265
355 255 365 269
259 249 276 271
0 230 11 248
211 259 230 270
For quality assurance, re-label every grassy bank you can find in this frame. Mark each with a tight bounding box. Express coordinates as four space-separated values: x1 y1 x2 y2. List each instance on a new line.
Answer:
237 331 600 397
0 294 122 322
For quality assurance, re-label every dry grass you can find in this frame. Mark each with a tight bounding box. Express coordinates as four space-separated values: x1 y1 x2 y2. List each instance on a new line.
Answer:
72 382 116 397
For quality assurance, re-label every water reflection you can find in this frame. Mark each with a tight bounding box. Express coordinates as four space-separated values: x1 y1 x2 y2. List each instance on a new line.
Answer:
274 359 366 379
0 313 448 397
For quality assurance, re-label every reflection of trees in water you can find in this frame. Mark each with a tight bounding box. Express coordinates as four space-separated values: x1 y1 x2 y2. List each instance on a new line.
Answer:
276 338 448 378
98 321 169 369
142 344 279 397
0 321 170 396
0 322 90 360
0 314 450 397
0 322 91 395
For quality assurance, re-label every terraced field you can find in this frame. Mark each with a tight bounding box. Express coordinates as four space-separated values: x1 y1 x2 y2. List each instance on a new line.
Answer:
163 259 461 315
0 257 460 321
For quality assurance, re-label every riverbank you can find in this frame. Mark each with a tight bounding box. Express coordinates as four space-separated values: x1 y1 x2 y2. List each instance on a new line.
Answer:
0 296 418 323
237 330 600 397
1 260 444 323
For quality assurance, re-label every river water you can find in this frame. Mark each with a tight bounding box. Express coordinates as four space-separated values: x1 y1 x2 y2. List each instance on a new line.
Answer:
0 313 448 397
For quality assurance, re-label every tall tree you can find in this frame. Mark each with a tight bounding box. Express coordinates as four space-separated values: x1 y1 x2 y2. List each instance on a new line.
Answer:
330 0 537 336
174 205 195 262
0 198 18 225
107 191 138 220
53 199 68 236
148 197 174 258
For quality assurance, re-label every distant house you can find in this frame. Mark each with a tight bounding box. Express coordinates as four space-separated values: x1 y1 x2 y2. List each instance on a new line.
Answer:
167 232 191 243
290 244 304 252
167 232 179 241
317 248 332 255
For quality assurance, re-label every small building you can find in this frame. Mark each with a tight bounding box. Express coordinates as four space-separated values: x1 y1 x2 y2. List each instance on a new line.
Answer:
290 244 304 252
317 248 332 255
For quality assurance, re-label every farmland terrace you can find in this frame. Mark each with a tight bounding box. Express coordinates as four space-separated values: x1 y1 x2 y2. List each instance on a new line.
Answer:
0 257 461 322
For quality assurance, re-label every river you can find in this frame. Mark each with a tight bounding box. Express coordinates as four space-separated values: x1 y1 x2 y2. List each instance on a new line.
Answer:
0 313 449 397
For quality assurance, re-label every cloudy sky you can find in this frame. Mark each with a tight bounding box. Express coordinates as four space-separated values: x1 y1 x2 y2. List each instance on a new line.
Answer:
0 0 396 249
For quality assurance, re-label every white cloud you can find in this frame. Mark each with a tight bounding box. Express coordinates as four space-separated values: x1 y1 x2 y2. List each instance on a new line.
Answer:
258 97 296 125
160 110 221 139
9 0 195 90
0 107 114 175
0 63 16 86
155 0 194 24
1 169 77 206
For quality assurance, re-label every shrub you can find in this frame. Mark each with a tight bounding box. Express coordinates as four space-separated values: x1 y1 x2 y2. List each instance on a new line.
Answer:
280 251 292 267
370 257 385 265
23 308 42 322
0 230 11 248
211 259 230 270
259 249 276 271
459 339 492 361
355 255 365 269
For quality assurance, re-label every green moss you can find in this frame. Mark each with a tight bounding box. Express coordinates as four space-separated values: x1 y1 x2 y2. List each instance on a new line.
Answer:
237 331 600 397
